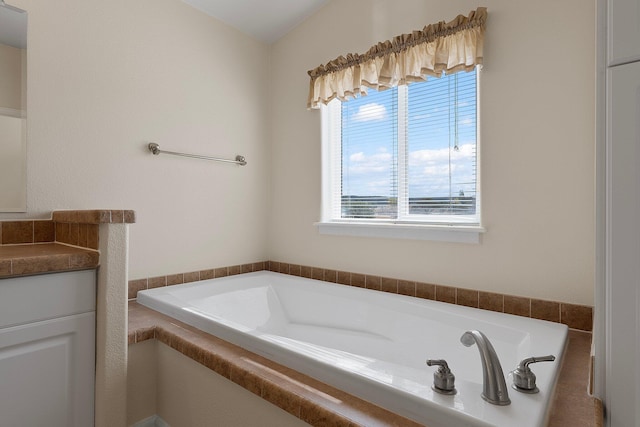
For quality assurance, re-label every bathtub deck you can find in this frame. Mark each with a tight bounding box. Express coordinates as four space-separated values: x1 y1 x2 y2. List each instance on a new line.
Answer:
128 301 603 427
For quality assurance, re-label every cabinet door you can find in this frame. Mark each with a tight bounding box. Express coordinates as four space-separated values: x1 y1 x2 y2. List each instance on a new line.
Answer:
609 0 640 65
607 61 640 427
0 312 95 427
0 269 96 329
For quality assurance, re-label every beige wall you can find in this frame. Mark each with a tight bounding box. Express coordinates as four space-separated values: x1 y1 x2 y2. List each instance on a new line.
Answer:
0 43 27 212
0 115 26 210
127 341 308 427
3 0 270 279
1 0 595 305
269 0 596 305
0 43 23 111
127 340 157 425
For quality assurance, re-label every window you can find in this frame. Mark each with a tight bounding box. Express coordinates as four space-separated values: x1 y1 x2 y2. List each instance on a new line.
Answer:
319 68 482 242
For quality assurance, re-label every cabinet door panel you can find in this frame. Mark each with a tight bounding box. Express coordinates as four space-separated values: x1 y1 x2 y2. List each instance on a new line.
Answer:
0 313 95 427
0 269 96 328
609 0 640 64
607 61 640 427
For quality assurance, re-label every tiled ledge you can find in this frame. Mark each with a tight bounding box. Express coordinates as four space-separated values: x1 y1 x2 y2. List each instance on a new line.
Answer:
129 260 593 332
128 302 603 427
0 243 99 277
0 209 135 278
548 331 603 427
129 302 425 427
0 210 135 248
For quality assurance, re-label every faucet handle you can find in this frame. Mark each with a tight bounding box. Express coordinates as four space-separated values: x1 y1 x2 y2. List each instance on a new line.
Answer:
426 359 457 395
511 355 556 393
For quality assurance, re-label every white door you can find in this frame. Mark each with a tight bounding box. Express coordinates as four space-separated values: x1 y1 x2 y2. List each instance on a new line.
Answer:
608 0 640 65
0 312 95 427
609 0 640 65
607 60 640 427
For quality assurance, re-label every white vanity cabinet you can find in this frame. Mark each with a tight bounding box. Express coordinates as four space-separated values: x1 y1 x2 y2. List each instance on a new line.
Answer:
0 269 96 427
608 0 640 65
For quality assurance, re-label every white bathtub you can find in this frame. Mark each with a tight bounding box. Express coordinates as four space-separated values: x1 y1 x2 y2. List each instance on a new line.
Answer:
138 271 568 427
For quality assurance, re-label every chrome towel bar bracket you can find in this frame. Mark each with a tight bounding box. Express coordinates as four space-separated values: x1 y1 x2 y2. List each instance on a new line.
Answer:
147 143 247 166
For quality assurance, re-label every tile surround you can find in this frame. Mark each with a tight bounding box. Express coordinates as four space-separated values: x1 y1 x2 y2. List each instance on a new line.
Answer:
129 302 603 427
128 261 267 300
505 295 531 317
0 210 135 278
128 260 594 332
1 221 53 245
3 209 597 424
0 243 99 277
547 331 604 427
435 284 457 304
0 210 135 250
532 299 561 323
479 291 504 312
561 304 594 332
128 302 425 427
456 288 479 308
272 261 592 331
34 221 55 242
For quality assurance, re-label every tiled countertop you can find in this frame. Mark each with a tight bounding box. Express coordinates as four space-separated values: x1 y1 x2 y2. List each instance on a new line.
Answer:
0 243 99 277
0 209 136 278
128 302 603 427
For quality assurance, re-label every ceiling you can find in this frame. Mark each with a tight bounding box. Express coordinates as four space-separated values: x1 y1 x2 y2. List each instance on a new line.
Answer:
0 0 329 49
182 0 330 43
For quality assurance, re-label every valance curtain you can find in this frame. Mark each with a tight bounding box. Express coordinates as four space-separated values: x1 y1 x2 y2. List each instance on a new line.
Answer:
307 7 487 109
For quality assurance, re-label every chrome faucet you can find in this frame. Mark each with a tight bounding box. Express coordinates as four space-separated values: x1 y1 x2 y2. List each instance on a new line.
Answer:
460 330 511 405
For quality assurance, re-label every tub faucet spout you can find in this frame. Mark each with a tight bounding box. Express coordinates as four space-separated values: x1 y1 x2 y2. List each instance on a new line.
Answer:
460 330 511 405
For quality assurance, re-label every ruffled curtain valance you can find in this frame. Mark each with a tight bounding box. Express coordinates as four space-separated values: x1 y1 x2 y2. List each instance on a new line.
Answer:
307 7 487 109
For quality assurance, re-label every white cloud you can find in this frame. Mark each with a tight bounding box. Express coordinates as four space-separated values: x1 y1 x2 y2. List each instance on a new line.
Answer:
348 150 392 174
343 149 394 195
349 152 365 162
352 103 387 122
343 144 476 197
408 143 476 196
409 142 475 166
422 165 451 176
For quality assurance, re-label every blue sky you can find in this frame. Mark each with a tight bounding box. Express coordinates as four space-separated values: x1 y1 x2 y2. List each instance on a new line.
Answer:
341 70 477 199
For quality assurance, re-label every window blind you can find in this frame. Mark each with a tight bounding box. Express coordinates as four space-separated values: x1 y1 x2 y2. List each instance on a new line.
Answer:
340 87 398 219
406 69 477 217
332 68 478 223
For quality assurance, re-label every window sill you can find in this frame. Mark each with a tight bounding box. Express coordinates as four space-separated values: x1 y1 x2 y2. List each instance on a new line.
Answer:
315 221 485 244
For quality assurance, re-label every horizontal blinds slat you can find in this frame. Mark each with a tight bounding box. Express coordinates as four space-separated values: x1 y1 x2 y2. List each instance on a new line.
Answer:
340 86 398 219
337 69 477 220
405 69 477 216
